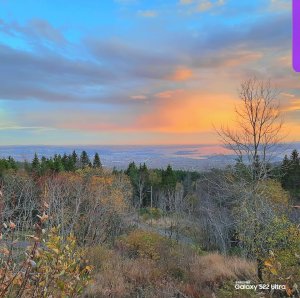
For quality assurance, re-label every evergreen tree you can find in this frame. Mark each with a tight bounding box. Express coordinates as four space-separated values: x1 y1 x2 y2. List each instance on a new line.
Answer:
126 162 138 178
162 164 176 191
281 150 300 200
282 154 289 167
47 158 55 171
62 153 69 170
80 151 90 168
290 150 300 196
161 164 177 211
71 150 78 168
53 154 64 172
93 153 102 169
281 155 290 188
31 153 40 174
7 156 17 170
291 149 299 165
66 154 76 171
40 156 48 175
0 159 9 174
126 162 139 204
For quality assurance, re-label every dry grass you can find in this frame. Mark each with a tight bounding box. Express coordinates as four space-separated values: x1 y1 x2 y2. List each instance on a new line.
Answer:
190 253 256 284
182 253 256 297
84 235 256 298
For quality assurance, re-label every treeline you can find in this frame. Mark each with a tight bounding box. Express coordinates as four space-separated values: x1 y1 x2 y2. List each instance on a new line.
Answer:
281 149 300 201
29 151 102 175
122 162 201 209
0 150 102 176
0 156 18 172
1 149 300 203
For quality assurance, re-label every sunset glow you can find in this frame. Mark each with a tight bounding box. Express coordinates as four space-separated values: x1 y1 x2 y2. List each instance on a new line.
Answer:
0 0 298 145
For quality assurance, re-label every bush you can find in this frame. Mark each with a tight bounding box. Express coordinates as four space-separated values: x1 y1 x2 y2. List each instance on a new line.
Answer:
139 208 163 221
263 217 300 297
117 230 174 260
0 218 92 297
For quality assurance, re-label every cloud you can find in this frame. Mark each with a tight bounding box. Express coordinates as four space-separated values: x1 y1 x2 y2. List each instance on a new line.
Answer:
281 92 295 98
196 1 213 12
0 125 53 131
281 97 300 113
0 44 118 103
26 19 66 44
0 9 291 109
130 95 147 100
269 0 290 11
135 91 236 133
87 38 179 80
169 67 193 81
0 18 66 48
0 12 289 107
180 0 226 13
287 101 300 112
14 89 236 136
193 51 263 68
137 10 158 17
179 0 194 4
155 89 184 99
0 3 297 144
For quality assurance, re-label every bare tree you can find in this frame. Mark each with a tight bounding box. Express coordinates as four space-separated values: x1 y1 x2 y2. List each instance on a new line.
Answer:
216 77 285 281
217 77 283 181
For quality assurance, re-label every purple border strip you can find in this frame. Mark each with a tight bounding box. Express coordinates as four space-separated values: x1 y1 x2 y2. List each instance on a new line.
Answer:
293 0 300 72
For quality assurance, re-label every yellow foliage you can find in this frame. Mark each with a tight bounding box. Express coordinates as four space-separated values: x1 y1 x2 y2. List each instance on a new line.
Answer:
118 230 173 260
263 218 300 296
258 179 290 206
0 227 92 298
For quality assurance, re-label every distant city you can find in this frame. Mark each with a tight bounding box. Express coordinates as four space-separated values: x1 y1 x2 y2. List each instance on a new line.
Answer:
0 143 299 171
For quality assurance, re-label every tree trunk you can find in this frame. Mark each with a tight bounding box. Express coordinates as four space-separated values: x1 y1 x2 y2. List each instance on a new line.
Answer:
257 258 263 281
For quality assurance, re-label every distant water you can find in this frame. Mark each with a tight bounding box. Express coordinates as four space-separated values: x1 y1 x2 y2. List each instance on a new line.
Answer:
0 144 298 170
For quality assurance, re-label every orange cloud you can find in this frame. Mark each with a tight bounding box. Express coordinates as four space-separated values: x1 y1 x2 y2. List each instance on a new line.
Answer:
136 90 236 133
283 99 300 112
169 67 193 81
130 95 147 100
155 89 184 99
220 51 263 67
46 88 300 145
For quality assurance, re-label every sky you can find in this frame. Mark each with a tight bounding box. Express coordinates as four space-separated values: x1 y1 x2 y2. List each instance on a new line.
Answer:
0 0 299 145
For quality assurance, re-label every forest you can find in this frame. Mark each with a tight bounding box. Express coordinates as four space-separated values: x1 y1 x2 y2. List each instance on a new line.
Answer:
0 79 299 298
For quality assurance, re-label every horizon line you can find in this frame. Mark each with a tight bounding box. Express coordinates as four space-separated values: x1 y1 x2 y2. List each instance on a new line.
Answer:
0 141 300 147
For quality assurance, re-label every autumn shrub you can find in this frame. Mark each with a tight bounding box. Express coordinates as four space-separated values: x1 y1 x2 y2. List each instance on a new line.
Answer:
0 217 92 298
117 229 174 260
121 234 192 283
139 207 163 221
262 217 300 297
